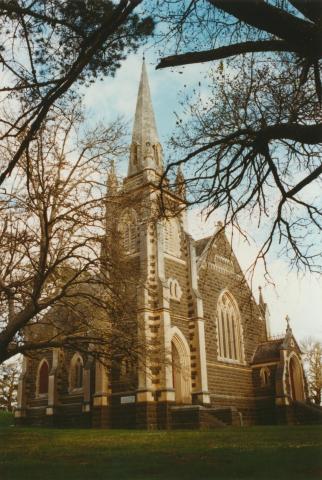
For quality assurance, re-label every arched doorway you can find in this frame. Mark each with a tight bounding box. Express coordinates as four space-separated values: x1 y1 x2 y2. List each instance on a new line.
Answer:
289 355 304 401
171 330 191 404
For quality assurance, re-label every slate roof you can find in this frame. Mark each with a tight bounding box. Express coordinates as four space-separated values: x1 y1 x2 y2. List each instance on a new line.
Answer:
252 339 284 364
195 236 212 257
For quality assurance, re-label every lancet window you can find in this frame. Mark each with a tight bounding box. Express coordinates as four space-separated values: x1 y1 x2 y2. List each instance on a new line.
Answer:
69 354 84 391
216 291 244 363
260 367 271 387
118 209 139 254
37 359 49 396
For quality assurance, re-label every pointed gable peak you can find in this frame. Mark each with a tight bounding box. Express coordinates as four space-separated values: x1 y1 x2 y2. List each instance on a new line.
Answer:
128 60 163 176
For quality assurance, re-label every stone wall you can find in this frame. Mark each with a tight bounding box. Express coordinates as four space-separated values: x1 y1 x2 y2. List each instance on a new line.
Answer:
196 231 270 424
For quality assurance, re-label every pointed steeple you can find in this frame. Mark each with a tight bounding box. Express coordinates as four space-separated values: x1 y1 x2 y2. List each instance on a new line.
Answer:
107 160 118 195
175 165 186 198
258 286 271 339
128 60 163 176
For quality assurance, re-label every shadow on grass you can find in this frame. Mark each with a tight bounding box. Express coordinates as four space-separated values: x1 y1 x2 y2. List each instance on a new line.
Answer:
1 425 322 480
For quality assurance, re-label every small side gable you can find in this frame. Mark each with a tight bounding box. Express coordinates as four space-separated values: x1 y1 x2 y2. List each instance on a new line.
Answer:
195 226 243 278
281 329 303 355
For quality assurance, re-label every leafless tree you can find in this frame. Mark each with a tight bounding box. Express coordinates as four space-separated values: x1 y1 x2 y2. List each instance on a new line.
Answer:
301 337 322 405
152 1 322 273
0 0 153 185
0 360 20 411
157 0 322 104
162 57 322 273
0 104 141 365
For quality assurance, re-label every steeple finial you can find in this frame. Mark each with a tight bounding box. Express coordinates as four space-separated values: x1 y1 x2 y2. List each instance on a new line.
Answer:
175 164 186 198
107 160 118 194
128 60 163 176
216 221 224 231
257 285 271 337
285 314 291 332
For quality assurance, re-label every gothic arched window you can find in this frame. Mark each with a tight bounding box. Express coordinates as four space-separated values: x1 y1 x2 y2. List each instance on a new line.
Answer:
69 354 84 391
37 359 49 396
118 209 139 254
260 367 271 386
216 291 244 363
164 218 181 257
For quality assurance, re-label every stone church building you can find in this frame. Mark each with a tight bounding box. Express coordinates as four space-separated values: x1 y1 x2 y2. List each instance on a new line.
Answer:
15 61 315 429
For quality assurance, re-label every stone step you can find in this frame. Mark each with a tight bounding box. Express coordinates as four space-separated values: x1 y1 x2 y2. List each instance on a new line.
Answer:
293 401 322 424
277 401 322 425
207 406 243 426
170 405 229 430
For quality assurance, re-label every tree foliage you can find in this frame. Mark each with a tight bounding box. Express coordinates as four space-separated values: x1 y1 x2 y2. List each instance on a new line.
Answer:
0 0 153 184
0 361 20 411
301 337 322 405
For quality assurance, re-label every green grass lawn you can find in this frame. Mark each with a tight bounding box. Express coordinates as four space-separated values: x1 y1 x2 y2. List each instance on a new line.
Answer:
0 411 321 480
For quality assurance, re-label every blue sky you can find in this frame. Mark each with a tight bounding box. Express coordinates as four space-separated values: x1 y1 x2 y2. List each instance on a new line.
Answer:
82 52 322 344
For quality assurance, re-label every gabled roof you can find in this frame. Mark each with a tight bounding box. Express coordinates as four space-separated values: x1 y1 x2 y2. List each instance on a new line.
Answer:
252 328 303 365
195 236 212 257
195 227 239 274
252 339 284 364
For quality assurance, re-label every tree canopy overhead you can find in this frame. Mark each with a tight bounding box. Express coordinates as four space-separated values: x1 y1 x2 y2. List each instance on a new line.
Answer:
0 0 153 185
152 0 322 273
156 0 322 126
157 1 322 79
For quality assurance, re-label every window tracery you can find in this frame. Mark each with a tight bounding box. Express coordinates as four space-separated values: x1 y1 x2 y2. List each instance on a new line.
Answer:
216 291 244 363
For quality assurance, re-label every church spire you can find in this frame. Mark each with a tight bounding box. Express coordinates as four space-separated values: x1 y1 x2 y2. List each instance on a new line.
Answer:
106 160 118 195
128 59 163 176
175 165 186 199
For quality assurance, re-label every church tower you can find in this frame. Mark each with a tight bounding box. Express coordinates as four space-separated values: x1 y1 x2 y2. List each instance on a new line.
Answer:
111 60 210 428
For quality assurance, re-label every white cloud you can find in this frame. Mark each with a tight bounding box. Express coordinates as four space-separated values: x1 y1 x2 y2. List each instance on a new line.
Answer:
82 51 210 139
83 55 142 122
